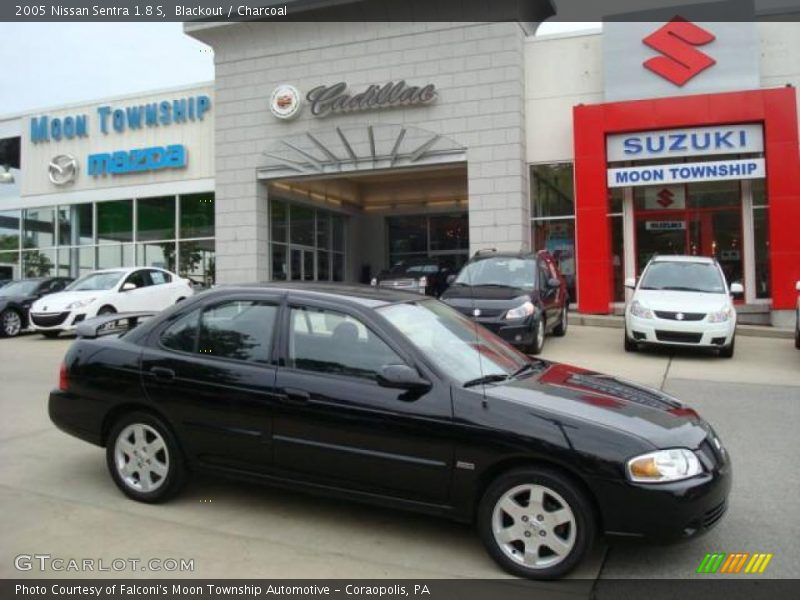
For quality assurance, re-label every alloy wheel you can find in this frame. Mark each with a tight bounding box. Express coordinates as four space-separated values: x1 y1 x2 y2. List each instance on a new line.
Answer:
2 310 21 337
491 484 577 570
113 423 170 493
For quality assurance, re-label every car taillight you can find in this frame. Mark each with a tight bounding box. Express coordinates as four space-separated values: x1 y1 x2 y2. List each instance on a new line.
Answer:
59 362 69 391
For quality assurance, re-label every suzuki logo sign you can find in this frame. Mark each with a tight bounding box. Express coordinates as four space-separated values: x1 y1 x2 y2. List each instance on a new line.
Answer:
643 18 716 86
656 188 675 208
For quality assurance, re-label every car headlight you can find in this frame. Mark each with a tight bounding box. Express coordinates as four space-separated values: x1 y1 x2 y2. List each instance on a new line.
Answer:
370 278 377 286
65 297 96 310
505 301 535 320
627 449 703 483
707 306 733 323
629 299 654 319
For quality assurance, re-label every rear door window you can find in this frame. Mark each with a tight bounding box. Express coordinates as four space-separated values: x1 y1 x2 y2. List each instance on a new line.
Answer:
198 300 278 364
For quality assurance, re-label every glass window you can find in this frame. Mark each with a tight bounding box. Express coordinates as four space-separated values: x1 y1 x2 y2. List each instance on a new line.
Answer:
752 178 767 208
378 300 528 386
753 207 770 299
317 250 330 281
610 216 624 302
429 214 468 251
149 269 172 285
0 210 21 254
531 164 574 218
137 241 175 271
161 309 200 353
332 253 344 282
97 244 134 269
686 180 740 210
137 196 176 241
316 212 330 248
608 188 623 214
271 244 287 280
290 204 314 246
332 215 345 252
179 193 214 239
388 216 427 254
58 203 93 246
0 251 18 278
23 207 56 248
22 248 55 277
271 200 287 243
288 306 403 380
179 239 215 286
199 301 277 363
97 200 133 244
532 219 576 301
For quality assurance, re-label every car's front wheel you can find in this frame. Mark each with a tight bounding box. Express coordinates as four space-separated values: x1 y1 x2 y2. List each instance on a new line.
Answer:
719 335 735 358
527 318 545 355
552 305 568 337
478 467 596 580
624 328 637 352
1 308 22 337
106 412 187 503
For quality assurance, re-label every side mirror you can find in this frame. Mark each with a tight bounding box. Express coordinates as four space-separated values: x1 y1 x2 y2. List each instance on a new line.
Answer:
121 282 137 292
547 277 561 288
446 274 456 285
624 277 636 289
729 282 744 296
377 364 431 392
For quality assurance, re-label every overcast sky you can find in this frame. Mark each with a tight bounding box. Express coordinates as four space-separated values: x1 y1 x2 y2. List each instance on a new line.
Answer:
0 21 597 116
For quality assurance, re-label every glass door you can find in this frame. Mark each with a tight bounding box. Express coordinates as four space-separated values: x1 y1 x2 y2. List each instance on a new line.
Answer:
289 247 316 281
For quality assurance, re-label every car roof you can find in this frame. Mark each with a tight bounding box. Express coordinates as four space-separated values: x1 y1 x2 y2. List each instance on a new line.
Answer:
470 250 540 261
651 255 715 264
215 281 423 308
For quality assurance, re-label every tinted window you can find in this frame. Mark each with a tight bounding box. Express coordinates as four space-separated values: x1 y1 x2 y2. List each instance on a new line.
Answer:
125 270 151 288
161 309 200 353
199 301 277 363
289 307 403 381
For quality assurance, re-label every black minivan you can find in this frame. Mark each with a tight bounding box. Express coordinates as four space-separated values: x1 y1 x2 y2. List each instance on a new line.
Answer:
440 250 569 354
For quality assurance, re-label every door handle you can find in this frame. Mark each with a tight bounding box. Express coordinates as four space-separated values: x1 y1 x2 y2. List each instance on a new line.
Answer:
281 387 311 404
150 367 176 382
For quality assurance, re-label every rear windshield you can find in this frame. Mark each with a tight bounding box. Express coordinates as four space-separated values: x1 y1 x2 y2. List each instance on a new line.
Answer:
640 262 725 294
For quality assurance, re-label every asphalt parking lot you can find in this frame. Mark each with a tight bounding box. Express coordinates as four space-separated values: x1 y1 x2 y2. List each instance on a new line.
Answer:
0 325 798 589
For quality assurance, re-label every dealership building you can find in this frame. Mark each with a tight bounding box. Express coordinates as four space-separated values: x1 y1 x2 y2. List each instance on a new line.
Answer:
0 15 798 325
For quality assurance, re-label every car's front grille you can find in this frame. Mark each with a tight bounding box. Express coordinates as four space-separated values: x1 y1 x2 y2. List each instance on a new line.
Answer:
702 501 727 529
654 311 706 321
30 312 70 327
379 279 417 289
655 330 703 343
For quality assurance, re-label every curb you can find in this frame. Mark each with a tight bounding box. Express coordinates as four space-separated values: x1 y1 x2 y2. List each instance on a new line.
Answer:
570 313 795 340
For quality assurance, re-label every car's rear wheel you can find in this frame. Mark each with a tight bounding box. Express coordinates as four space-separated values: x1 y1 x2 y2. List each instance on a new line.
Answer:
478 467 595 580
1 308 22 337
106 412 187 503
624 328 637 352
719 335 735 358
552 305 568 337
527 318 545 355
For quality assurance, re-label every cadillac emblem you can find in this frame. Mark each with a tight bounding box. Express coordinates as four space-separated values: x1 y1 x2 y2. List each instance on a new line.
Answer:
270 84 302 120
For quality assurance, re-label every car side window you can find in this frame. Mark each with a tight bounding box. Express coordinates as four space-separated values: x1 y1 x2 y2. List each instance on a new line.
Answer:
125 270 151 289
199 300 277 364
538 261 550 287
288 306 404 381
149 270 171 285
160 309 201 353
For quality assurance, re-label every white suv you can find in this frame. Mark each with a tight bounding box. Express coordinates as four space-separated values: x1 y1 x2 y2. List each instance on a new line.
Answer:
624 256 742 358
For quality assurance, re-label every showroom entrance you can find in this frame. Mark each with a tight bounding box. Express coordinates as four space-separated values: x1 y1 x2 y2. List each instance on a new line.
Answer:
633 180 745 290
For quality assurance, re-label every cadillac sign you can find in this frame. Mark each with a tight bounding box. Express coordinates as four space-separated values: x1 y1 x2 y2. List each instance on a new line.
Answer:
270 81 437 120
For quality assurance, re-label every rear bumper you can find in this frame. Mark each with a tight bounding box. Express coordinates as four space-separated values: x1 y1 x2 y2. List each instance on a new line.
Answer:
48 389 104 446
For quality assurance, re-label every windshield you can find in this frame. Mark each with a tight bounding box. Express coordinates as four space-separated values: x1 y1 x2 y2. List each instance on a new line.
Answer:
0 280 39 297
639 261 725 294
66 271 125 292
388 262 439 275
378 300 530 385
454 257 536 289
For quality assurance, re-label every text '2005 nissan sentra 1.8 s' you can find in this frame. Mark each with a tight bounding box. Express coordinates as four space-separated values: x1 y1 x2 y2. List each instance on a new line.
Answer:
49 283 731 580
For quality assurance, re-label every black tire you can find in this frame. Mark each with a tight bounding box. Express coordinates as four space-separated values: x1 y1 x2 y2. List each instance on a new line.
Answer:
552 305 568 337
527 318 545 355
719 335 735 358
477 467 596 580
106 411 187 503
0 308 23 337
624 328 637 352
97 305 116 316
41 331 61 339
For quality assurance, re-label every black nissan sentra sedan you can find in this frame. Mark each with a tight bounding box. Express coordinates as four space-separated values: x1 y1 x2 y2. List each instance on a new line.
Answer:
49 283 730 579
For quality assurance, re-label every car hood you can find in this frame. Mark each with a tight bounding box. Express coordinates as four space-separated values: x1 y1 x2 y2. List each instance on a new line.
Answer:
485 360 710 450
31 290 101 312
0 295 30 308
633 289 730 313
442 284 534 304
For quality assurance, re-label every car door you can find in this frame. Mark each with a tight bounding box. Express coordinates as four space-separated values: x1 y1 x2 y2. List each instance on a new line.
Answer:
271 297 454 504
537 258 559 328
140 295 281 472
117 269 152 312
144 269 178 308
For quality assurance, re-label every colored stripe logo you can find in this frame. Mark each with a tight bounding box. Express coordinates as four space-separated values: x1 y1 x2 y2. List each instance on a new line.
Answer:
697 553 773 574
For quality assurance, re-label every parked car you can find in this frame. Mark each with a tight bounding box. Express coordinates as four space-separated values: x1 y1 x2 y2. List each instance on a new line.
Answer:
0 277 73 337
624 256 741 358
30 267 193 338
371 257 452 297
0 279 11 289
49 283 730 579
795 281 800 350
439 250 568 354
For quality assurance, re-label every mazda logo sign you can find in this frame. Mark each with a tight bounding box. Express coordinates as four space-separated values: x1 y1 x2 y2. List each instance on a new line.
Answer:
48 155 78 186
676 312 685 321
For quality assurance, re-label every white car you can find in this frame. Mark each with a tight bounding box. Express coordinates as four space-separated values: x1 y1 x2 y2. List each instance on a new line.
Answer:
624 256 742 358
30 267 194 338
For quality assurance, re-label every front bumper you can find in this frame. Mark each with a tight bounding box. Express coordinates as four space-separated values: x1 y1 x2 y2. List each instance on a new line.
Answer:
477 316 537 347
627 314 735 347
29 310 86 332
